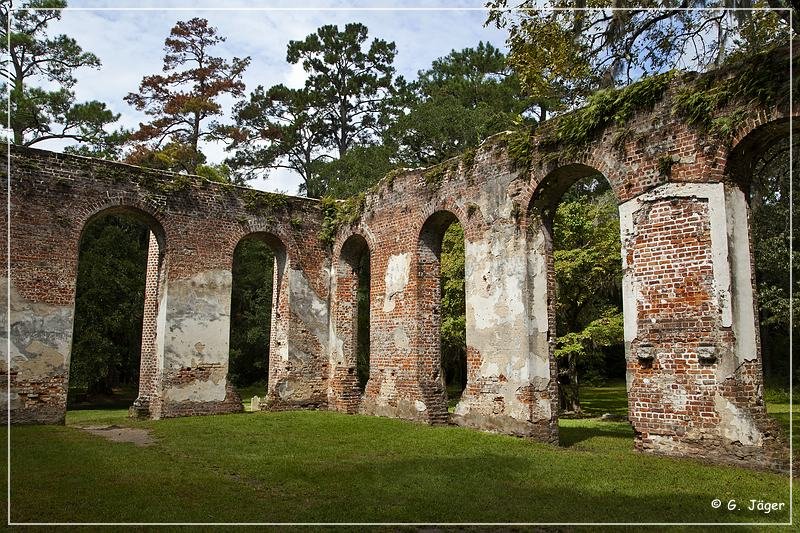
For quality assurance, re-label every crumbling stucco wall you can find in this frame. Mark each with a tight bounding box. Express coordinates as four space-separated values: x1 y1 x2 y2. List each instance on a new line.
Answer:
4 149 330 422
4 64 792 471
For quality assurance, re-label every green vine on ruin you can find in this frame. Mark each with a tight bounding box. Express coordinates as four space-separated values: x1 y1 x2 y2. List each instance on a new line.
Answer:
657 155 676 177
672 45 795 140
423 160 459 191
508 70 676 170
318 193 366 246
461 147 477 172
241 189 290 217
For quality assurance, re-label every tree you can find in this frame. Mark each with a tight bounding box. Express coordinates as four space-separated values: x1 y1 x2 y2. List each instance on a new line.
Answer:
355 252 371 390
227 23 399 197
317 143 395 199
70 215 149 398
226 84 330 195
229 239 274 388
749 136 799 385
440 222 467 398
487 1 794 117
388 42 527 166
1 0 121 148
287 23 398 158
552 181 624 413
124 17 250 173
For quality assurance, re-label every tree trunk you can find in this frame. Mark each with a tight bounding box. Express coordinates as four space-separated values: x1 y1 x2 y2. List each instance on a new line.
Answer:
568 354 581 415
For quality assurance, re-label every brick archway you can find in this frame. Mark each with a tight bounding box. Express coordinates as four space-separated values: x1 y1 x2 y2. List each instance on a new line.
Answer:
329 233 372 413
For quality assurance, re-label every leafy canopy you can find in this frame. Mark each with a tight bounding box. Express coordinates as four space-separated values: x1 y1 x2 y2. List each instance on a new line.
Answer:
226 23 398 197
388 42 528 167
487 1 793 117
70 216 149 396
125 17 250 173
226 84 331 195
287 22 398 158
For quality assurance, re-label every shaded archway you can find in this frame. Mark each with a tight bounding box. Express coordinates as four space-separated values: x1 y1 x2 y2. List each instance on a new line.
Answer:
330 233 371 412
726 118 797 399
417 210 466 422
527 164 626 421
68 207 166 418
229 232 287 410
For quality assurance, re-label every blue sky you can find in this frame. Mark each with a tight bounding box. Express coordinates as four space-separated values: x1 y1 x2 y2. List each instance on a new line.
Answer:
31 1 512 193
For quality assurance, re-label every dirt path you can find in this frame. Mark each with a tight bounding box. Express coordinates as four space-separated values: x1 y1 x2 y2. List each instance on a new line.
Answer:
79 425 155 447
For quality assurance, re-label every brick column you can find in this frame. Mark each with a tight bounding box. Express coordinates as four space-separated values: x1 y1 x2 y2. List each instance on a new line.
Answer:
130 231 164 418
262 250 330 410
415 231 450 424
450 215 558 441
620 182 787 470
328 252 363 413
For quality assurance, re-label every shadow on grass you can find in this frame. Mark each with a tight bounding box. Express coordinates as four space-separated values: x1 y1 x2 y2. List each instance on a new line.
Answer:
10 416 790 524
558 420 634 448
67 386 137 411
580 382 629 417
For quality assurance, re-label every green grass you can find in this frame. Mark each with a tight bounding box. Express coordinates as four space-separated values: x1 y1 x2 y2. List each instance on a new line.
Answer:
4 385 796 525
578 382 630 417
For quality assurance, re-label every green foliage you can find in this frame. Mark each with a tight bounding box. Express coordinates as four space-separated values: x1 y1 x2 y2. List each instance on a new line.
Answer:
194 162 234 183
287 23 398 159
1 0 123 149
440 223 467 394
552 181 624 412
545 71 675 149
317 144 395 199
241 190 289 217
318 194 366 246
487 4 593 119
749 137 799 385
505 71 674 169
672 45 795 139
355 252 371 391
388 42 526 167
228 239 274 387
488 1 794 122
227 23 398 196
461 147 477 172
422 163 451 191
555 312 624 366
657 156 675 177
506 118 534 171
158 174 191 193
225 83 331 196
69 215 149 397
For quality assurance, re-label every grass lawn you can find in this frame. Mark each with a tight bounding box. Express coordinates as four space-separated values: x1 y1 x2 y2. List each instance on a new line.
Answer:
3 383 797 525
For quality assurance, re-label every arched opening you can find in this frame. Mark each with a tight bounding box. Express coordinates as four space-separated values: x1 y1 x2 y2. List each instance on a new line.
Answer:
332 234 371 411
726 118 797 425
229 232 286 411
68 207 166 417
418 210 467 419
528 165 626 420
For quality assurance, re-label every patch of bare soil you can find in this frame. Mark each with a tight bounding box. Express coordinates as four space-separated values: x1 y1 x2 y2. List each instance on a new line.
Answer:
80 425 155 447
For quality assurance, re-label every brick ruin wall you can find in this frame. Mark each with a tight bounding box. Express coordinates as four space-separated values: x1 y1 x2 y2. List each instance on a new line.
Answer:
1 73 792 472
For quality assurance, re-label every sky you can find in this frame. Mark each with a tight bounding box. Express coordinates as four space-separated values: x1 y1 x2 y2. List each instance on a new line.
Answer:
23 0 513 194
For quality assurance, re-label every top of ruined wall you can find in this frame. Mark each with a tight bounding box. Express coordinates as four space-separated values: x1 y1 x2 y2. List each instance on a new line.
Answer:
6 146 330 304
6 46 795 269
334 44 796 244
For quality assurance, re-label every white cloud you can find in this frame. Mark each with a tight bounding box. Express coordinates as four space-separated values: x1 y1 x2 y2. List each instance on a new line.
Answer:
284 61 307 89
